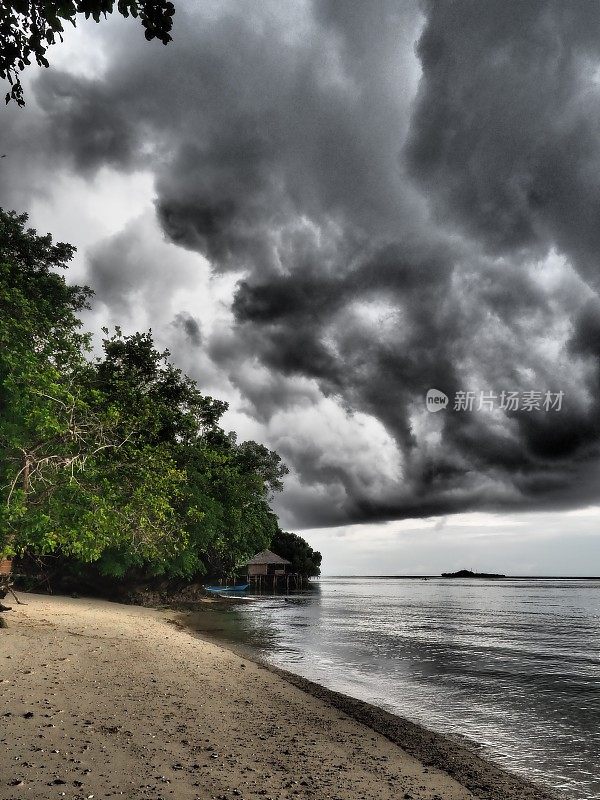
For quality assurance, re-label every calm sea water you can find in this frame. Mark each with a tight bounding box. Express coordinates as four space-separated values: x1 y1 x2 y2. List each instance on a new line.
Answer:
189 577 600 800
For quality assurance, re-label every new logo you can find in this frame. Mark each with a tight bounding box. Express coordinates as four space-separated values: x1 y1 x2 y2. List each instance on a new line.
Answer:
426 388 448 412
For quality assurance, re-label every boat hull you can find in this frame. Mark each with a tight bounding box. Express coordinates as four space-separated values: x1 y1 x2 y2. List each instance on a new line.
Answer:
204 584 249 593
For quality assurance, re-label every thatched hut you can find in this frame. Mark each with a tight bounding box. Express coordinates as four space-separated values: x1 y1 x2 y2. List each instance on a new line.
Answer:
244 549 291 577
242 549 300 590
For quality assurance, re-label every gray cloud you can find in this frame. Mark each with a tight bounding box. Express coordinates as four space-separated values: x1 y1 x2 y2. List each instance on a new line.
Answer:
407 0 600 284
4 0 600 527
173 312 202 347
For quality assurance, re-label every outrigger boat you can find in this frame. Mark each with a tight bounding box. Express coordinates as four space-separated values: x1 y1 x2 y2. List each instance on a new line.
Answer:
204 583 250 594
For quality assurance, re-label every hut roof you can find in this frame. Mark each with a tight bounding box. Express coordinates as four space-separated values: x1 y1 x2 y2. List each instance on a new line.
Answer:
243 549 291 566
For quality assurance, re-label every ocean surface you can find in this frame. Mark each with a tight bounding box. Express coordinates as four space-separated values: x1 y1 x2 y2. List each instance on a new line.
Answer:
188 577 600 800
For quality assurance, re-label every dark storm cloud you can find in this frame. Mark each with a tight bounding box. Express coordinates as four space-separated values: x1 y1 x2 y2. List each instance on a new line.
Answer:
407 0 600 285
240 246 460 433
35 72 142 175
6 0 600 526
87 224 146 314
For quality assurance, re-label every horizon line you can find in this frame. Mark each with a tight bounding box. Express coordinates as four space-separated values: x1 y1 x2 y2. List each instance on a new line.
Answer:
318 574 600 580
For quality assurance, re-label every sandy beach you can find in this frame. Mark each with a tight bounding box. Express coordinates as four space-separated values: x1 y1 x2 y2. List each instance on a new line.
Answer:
0 594 555 800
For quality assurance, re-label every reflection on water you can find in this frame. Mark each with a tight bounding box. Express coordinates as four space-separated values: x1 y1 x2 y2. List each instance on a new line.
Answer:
186 578 600 800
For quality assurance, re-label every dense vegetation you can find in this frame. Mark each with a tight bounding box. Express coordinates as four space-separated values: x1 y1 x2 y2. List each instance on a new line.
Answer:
0 208 321 583
270 530 322 578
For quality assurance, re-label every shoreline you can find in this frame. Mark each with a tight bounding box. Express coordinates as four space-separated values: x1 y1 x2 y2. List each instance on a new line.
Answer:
245 667 557 800
1 593 558 800
174 610 558 800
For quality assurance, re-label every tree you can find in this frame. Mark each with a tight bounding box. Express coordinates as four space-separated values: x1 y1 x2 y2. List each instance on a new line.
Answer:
233 440 288 496
0 0 175 107
270 530 322 577
84 328 285 578
0 208 94 559
182 442 280 577
0 210 192 573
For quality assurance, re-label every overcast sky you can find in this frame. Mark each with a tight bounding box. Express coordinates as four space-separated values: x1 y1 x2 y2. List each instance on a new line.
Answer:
2 0 600 575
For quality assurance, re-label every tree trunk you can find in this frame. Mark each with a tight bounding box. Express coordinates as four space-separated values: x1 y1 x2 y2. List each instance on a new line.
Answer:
0 558 13 600
0 456 28 596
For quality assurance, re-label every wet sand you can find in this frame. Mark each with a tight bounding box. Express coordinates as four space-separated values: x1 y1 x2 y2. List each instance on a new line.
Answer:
0 593 556 800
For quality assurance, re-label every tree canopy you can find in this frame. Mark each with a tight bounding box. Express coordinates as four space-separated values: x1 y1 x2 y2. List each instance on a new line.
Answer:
270 530 322 578
0 208 320 585
1 0 175 106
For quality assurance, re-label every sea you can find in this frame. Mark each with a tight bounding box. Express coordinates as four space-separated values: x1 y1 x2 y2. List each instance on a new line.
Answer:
188 577 600 800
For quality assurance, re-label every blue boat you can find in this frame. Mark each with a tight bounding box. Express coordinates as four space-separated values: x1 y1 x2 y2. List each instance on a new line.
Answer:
204 583 249 593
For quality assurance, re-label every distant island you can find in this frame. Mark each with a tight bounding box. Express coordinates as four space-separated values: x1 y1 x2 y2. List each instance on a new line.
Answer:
441 569 506 579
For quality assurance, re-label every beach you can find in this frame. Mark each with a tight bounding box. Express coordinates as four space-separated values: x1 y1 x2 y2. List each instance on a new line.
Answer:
0 594 554 800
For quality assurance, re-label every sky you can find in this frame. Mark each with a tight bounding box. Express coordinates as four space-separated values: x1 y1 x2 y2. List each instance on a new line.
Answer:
2 0 600 575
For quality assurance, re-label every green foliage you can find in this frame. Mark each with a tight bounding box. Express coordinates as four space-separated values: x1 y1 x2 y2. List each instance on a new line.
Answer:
270 530 322 577
0 208 98 558
0 0 175 106
0 207 319 586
